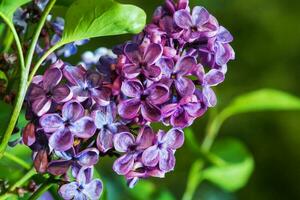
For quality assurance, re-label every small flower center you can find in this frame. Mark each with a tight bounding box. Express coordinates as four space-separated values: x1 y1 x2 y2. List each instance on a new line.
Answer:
191 26 198 32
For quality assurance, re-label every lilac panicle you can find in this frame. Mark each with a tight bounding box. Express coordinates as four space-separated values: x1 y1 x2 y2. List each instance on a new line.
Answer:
23 0 234 198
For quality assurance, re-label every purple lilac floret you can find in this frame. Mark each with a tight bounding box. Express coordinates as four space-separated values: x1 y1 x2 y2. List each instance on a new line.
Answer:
23 1 234 199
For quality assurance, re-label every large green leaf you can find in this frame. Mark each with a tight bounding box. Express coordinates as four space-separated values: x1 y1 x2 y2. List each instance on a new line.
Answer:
202 89 300 150
202 139 254 192
223 89 300 116
0 0 31 21
61 0 146 43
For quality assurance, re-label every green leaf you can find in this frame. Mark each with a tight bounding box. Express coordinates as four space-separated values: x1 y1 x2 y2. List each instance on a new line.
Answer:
56 0 74 6
202 138 254 192
61 0 146 43
0 0 31 21
223 89 300 116
202 89 300 151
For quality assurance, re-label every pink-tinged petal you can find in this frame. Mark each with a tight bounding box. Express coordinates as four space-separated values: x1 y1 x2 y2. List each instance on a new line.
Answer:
146 84 169 105
174 56 196 76
32 97 52 116
52 84 73 103
143 65 162 81
141 101 161 122
43 67 62 90
122 64 141 79
163 128 184 149
90 88 111 106
136 126 155 149
159 16 175 34
82 179 103 200
63 65 86 86
49 129 74 151
29 84 45 101
175 77 195 97
201 15 219 37
121 79 143 98
62 101 84 121
71 86 89 102
47 160 72 175
159 148 175 172
184 101 206 117
205 69 225 86
217 26 233 43
76 148 99 167
32 75 43 84
165 0 175 14
192 6 210 27
170 108 193 128
40 113 64 133
113 132 135 152
174 10 193 29
161 103 178 118
215 43 235 66
146 168 165 178
203 86 217 107
50 59 65 69
178 0 189 10
157 57 174 77
124 43 142 64
142 145 159 167
143 43 163 65
70 117 96 139
193 64 205 84
118 98 141 119
96 129 114 153
91 110 107 129
59 182 79 200
113 154 135 175
77 167 93 185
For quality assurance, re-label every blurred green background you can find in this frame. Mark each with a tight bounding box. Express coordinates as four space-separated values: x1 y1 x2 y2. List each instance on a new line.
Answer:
2 0 300 199
78 0 299 199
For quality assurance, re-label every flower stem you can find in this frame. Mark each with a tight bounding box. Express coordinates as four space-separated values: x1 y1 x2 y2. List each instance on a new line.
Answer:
29 181 55 200
3 152 31 170
26 41 63 88
181 160 204 200
201 110 231 151
9 168 36 192
0 0 56 158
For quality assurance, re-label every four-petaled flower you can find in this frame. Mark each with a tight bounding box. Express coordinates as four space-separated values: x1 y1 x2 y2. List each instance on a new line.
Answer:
59 167 103 200
113 126 155 175
123 43 163 81
63 65 111 106
29 64 72 116
142 128 184 172
40 100 96 151
47 147 99 176
174 6 219 41
118 79 169 122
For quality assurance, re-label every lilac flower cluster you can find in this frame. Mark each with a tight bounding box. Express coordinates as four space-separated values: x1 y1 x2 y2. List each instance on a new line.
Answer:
23 0 234 199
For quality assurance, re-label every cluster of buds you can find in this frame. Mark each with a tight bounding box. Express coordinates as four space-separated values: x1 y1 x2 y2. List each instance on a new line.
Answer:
22 0 234 199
